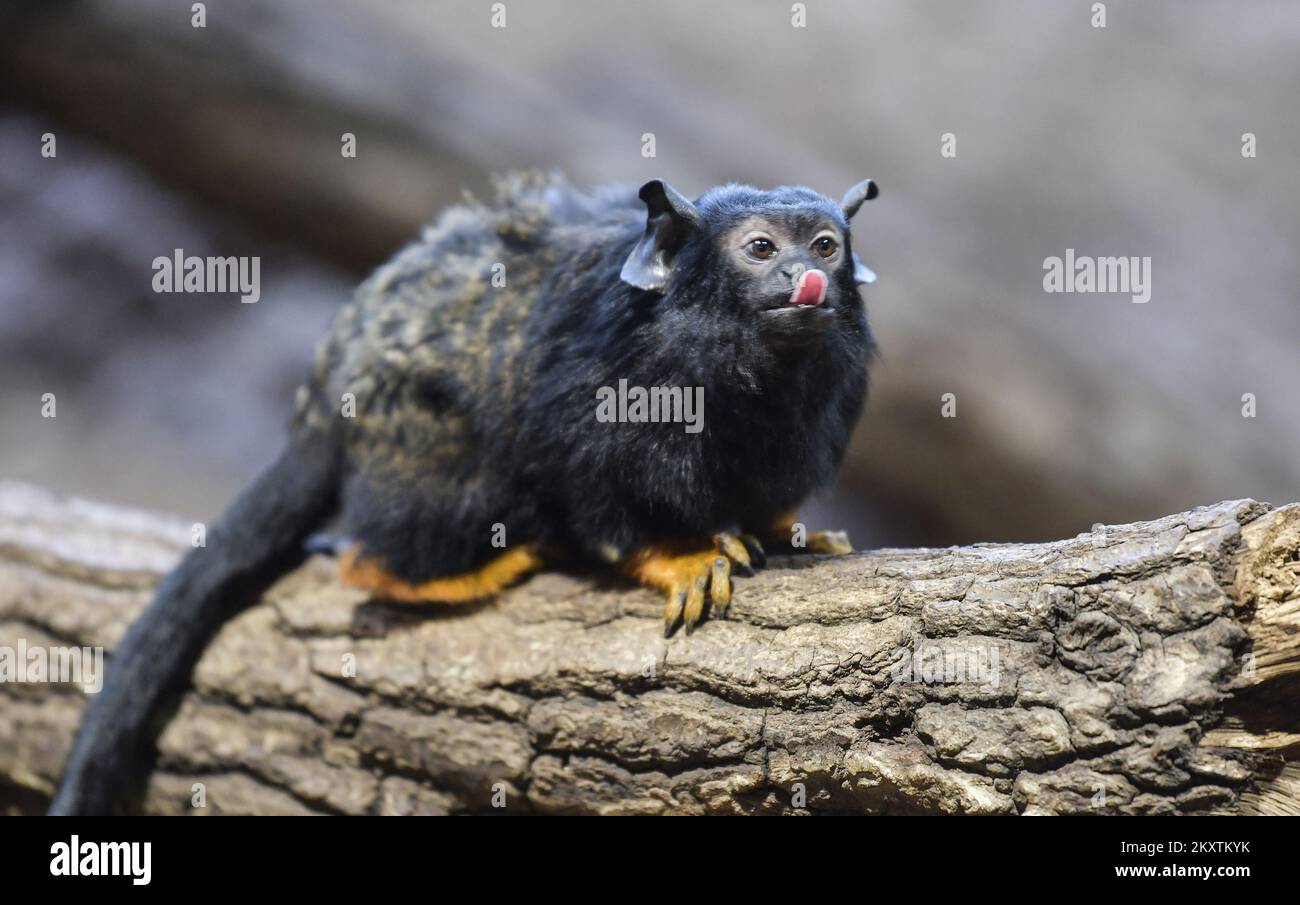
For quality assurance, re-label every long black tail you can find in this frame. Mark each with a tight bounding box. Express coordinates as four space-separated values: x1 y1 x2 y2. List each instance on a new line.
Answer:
48 431 342 815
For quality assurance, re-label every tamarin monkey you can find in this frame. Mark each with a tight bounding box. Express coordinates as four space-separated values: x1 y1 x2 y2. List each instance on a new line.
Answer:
50 172 879 814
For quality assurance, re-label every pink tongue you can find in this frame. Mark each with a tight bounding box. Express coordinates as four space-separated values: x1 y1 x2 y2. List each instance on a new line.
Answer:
790 269 828 307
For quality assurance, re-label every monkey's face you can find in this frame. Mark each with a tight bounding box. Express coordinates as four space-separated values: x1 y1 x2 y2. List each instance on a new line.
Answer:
620 179 878 349
717 212 853 344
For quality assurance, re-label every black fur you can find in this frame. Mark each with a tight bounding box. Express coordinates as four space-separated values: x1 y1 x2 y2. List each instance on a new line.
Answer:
322 175 876 578
50 174 876 813
520 182 874 557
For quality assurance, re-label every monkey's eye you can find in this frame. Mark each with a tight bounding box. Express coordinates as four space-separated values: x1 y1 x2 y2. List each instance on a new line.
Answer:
745 237 777 260
812 236 838 258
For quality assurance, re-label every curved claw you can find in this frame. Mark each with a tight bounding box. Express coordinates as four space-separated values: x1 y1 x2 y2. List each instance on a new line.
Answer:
682 573 710 633
627 536 750 636
713 531 755 576
709 556 732 619
633 523 854 636
664 589 687 637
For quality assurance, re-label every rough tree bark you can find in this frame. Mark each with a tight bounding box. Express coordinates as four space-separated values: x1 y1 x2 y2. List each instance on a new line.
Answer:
0 481 1297 815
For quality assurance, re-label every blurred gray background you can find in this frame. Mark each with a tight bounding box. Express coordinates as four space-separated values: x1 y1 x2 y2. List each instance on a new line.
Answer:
0 0 1296 547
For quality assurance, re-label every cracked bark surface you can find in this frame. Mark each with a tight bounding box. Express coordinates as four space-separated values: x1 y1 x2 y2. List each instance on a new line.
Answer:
1 482 1297 815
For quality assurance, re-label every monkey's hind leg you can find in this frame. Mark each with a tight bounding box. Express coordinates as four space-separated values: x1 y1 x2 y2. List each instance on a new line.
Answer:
758 511 853 556
623 533 758 637
339 544 544 603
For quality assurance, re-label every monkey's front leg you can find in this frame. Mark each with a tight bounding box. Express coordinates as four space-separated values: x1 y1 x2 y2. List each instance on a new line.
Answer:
623 533 758 636
753 511 854 556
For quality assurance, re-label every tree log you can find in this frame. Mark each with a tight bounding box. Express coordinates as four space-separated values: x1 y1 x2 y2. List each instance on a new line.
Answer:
0 481 1297 815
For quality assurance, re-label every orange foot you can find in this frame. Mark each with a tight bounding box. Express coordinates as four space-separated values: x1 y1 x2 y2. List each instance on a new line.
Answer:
339 544 544 603
623 532 760 636
758 511 854 556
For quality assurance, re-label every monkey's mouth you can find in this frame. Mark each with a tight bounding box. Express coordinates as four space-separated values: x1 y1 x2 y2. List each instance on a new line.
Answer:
760 268 833 319
760 269 835 343
787 269 828 308
761 268 830 313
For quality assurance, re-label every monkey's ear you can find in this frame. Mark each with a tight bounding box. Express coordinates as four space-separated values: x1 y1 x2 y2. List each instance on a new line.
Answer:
620 180 701 292
840 179 879 220
851 252 877 285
